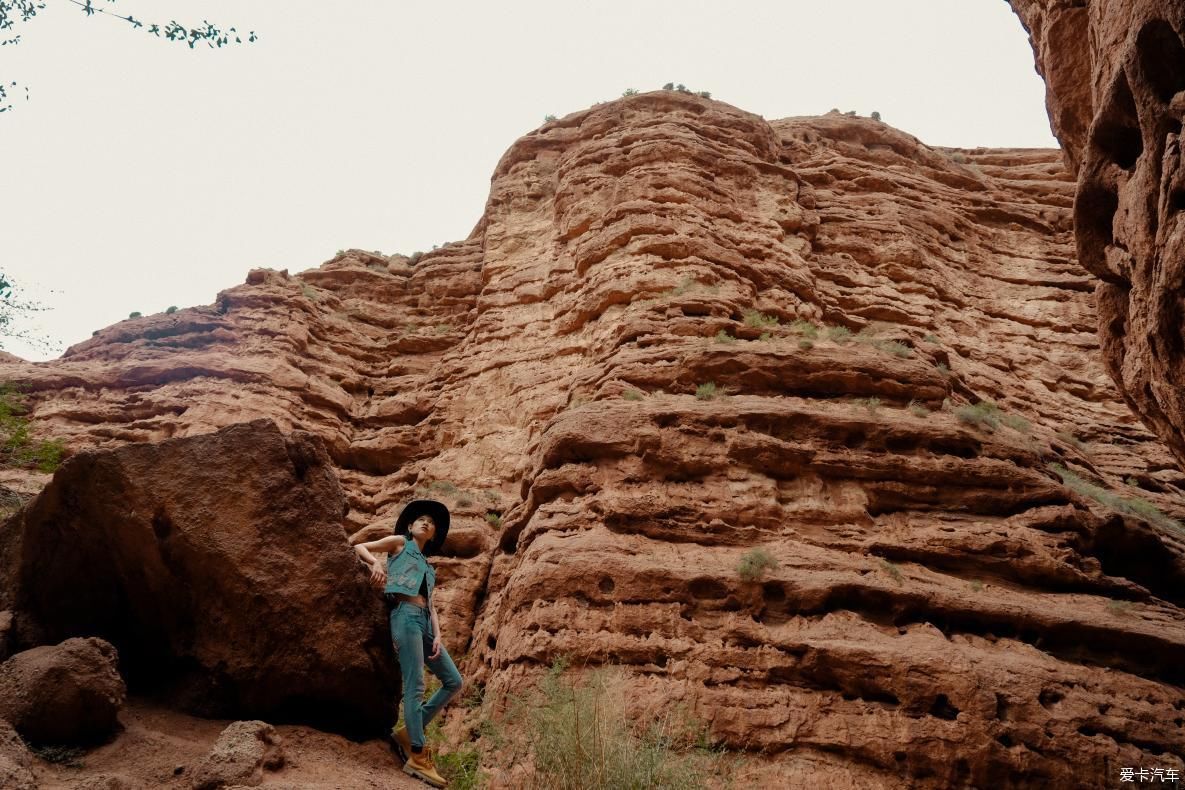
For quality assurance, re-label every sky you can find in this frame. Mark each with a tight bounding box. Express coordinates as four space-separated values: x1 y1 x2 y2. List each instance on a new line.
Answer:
1 0 1056 361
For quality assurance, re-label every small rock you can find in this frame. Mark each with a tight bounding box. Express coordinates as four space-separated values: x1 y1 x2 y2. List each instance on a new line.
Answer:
191 721 285 790
0 637 126 744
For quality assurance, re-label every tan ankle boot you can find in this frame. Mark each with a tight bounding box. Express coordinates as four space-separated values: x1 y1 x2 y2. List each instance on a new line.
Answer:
403 747 447 787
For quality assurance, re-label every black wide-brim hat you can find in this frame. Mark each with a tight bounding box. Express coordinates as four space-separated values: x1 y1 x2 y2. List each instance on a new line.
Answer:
394 499 450 556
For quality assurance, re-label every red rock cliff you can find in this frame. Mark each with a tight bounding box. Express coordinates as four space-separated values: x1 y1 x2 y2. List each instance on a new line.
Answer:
1010 1 1185 475
2 93 1184 787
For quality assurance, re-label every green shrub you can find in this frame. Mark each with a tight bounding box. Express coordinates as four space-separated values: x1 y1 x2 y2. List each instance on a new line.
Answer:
675 84 689 93
742 309 779 329
713 330 737 345
1048 463 1182 533
871 110 882 121
922 333 938 343
756 332 771 342
826 325 852 343
798 339 814 350
1000 412 1031 434
521 660 711 790
0 385 65 473
128 311 142 319
662 82 674 90
409 251 424 264
968 580 984 592
697 91 711 99
623 389 644 401
1056 430 1086 451
544 114 557 122
877 340 913 358
789 320 818 339
694 382 717 401
456 496 473 507
165 305 178 314
856 396 881 413
879 559 904 585
486 512 502 528
1107 600 1135 617
436 744 483 790
737 548 777 582
668 276 696 296
907 400 929 417
936 362 951 376
954 401 1001 430
622 88 639 97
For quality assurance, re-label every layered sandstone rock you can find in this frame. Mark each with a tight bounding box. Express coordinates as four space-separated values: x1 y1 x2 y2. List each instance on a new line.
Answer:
1 93 1183 786
1010 2 1185 473
0 420 397 735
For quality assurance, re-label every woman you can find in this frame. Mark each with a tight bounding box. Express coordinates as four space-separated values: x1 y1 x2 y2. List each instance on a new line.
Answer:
355 498 462 788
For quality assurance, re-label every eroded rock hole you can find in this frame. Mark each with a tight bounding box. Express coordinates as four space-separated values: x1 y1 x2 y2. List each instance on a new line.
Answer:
486 635 497 651
152 509 172 540
1091 73 1142 170
1137 21 1185 103
929 694 959 720
1038 688 1064 710
762 582 786 603
1075 184 1121 277
598 576 616 594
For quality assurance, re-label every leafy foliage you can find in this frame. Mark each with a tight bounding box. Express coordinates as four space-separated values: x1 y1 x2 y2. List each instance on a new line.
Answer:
0 272 55 353
2 0 256 112
694 382 717 400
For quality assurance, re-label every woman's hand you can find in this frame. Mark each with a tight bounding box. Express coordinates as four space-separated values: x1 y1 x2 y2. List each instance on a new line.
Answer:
369 560 387 590
429 636 442 659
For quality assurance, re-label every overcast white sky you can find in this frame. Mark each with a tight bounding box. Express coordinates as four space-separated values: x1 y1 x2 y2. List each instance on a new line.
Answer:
2 0 1055 361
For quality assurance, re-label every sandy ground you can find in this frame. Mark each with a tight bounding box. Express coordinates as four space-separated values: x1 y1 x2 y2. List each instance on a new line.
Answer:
32 698 427 790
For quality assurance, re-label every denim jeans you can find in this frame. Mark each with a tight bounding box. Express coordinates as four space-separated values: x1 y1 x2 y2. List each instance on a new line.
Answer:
390 601 462 750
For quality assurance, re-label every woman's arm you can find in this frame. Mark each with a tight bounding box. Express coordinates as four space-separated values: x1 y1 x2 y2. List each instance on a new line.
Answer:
429 602 443 658
354 534 405 589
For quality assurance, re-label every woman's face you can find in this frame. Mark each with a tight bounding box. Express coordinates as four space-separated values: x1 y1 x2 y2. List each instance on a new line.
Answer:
411 515 436 541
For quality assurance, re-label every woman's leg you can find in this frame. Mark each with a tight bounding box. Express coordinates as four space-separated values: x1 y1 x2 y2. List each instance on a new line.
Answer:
391 605 429 750
421 637 463 727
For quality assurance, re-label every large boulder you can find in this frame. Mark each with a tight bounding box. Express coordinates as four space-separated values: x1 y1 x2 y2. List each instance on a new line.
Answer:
0 637 125 744
191 720 284 790
4 419 396 735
